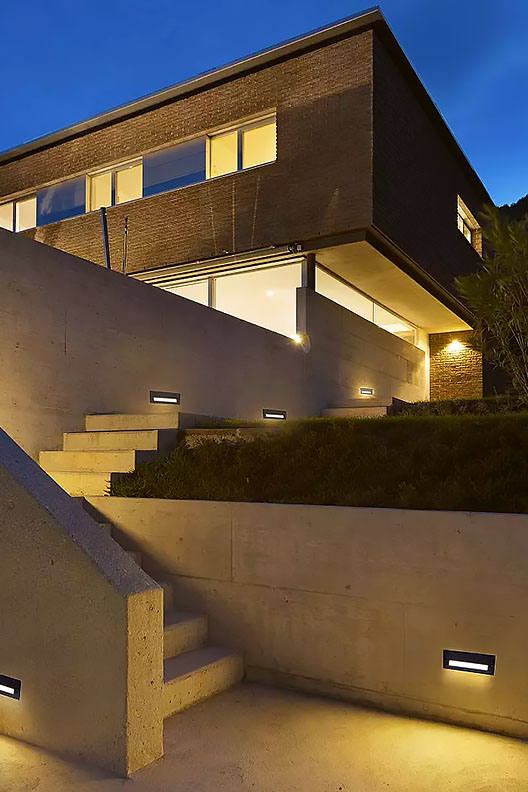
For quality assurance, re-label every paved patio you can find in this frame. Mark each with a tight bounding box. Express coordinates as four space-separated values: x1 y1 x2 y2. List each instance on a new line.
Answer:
1 683 527 791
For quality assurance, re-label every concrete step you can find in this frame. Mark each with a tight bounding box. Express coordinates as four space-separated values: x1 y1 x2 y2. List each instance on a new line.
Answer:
63 429 179 452
322 406 389 418
39 449 154 473
163 611 208 660
85 412 200 432
46 471 111 497
163 647 243 718
126 550 142 566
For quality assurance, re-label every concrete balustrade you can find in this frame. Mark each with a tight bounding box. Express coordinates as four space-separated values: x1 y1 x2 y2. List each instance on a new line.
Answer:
0 429 164 775
88 496 528 740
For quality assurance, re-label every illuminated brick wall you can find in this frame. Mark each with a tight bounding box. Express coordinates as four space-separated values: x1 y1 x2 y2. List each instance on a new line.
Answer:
429 330 483 400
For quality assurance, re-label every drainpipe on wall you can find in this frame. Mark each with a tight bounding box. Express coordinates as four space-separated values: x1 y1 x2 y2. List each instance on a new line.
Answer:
99 207 111 269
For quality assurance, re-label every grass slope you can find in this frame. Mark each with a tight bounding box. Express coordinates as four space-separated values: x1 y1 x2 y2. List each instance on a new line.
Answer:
111 413 528 512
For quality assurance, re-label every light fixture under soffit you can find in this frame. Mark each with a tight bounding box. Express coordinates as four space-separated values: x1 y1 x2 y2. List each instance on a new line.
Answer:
263 409 287 420
443 649 496 676
0 673 21 700
360 387 374 396
150 390 181 405
446 340 465 354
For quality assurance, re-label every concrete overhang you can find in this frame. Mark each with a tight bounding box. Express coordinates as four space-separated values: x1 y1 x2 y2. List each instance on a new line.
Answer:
316 240 471 333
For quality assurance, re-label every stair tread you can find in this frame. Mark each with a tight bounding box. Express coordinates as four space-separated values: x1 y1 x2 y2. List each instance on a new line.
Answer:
164 647 239 682
164 610 206 630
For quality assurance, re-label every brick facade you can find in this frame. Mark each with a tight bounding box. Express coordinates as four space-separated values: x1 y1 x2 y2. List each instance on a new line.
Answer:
429 331 483 400
372 33 490 296
1 33 374 274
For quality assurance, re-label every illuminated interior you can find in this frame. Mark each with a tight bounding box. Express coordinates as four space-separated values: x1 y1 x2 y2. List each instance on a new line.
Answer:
115 162 142 205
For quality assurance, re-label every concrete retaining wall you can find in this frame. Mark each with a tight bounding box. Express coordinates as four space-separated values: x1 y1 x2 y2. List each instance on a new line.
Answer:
1 231 425 459
0 430 163 775
89 497 528 740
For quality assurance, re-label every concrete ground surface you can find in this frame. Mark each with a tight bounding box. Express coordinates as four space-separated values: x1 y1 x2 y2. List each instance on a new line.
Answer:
1 683 527 791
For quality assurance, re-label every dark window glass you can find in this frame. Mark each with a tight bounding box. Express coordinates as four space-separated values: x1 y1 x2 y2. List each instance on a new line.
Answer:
143 138 206 197
37 177 86 226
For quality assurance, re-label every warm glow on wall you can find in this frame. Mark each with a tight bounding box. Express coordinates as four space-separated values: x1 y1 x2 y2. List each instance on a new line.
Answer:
446 340 465 354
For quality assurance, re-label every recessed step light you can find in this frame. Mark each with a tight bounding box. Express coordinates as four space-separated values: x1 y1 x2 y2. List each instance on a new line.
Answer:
150 390 181 405
443 649 495 675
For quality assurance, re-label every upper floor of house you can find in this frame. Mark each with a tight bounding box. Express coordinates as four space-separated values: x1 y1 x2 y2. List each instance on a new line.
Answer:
0 8 491 299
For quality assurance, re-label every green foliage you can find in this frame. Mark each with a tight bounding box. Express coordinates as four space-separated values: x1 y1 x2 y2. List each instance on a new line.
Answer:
390 394 525 416
456 205 528 403
111 414 528 513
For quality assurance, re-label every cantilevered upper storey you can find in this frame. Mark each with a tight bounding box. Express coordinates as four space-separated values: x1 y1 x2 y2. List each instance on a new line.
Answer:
0 8 490 339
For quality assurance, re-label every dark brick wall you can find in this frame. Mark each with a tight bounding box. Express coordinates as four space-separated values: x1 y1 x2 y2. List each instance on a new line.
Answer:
372 32 489 297
429 331 483 400
1 32 374 273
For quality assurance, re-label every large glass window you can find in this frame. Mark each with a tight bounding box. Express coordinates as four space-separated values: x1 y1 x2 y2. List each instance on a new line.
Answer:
166 280 209 306
316 267 373 321
215 262 301 337
0 202 14 231
15 196 36 231
208 131 238 179
88 170 112 211
37 176 85 226
115 162 142 205
242 118 277 169
144 138 206 197
373 305 416 344
208 115 277 180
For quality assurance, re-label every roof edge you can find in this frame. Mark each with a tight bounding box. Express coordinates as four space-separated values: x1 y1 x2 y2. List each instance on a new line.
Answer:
0 7 381 166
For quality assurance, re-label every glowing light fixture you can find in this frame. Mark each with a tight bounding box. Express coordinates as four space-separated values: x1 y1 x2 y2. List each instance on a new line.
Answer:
446 340 465 354
150 390 181 405
263 409 287 420
360 387 374 395
0 674 21 700
443 649 495 676
290 333 302 344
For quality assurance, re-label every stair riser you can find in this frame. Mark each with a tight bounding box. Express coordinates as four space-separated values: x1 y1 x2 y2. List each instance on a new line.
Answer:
86 413 182 431
39 450 155 473
322 407 388 418
63 429 177 452
163 655 243 718
46 471 110 497
164 618 207 660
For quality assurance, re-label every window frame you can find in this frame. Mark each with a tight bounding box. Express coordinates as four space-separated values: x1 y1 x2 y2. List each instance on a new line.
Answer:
15 195 37 232
86 158 143 213
0 200 15 232
206 113 277 181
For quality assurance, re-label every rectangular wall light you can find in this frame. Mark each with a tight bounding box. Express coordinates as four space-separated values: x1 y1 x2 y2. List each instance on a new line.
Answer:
360 387 374 395
262 409 287 420
443 649 496 676
0 673 21 700
149 390 181 405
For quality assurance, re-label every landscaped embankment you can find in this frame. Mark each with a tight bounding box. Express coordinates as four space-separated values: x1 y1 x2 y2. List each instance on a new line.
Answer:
111 413 528 513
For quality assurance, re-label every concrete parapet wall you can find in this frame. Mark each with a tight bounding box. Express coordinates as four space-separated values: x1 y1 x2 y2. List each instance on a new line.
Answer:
0 232 427 459
89 496 528 740
0 429 163 775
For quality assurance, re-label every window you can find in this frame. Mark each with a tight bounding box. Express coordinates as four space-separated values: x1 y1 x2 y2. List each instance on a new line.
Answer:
457 196 481 253
215 262 301 337
315 266 417 345
15 196 36 231
115 162 142 205
166 280 209 306
242 118 277 169
37 176 85 226
208 131 238 179
88 170 112 211
143 138 206 197
0 202 14 231
207 115 276 179
316 267 373 321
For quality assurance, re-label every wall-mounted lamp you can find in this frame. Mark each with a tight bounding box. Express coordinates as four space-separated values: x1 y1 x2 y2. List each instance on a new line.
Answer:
360 387 374 396
150 390 181 405
263 409 287 420
443 649 495 676
0 674 21 700
290 333 303 344
446 340 465 354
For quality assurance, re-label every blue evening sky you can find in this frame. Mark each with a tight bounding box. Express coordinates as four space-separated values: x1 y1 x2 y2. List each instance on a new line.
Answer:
1 0 526 205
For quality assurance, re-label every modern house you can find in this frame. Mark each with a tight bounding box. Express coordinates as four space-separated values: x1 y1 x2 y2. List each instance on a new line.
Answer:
0 8 489 408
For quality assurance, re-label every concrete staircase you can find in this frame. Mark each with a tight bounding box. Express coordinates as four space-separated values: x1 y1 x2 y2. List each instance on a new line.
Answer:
322 399 391 418
79 497 243 718
39 412 190 496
